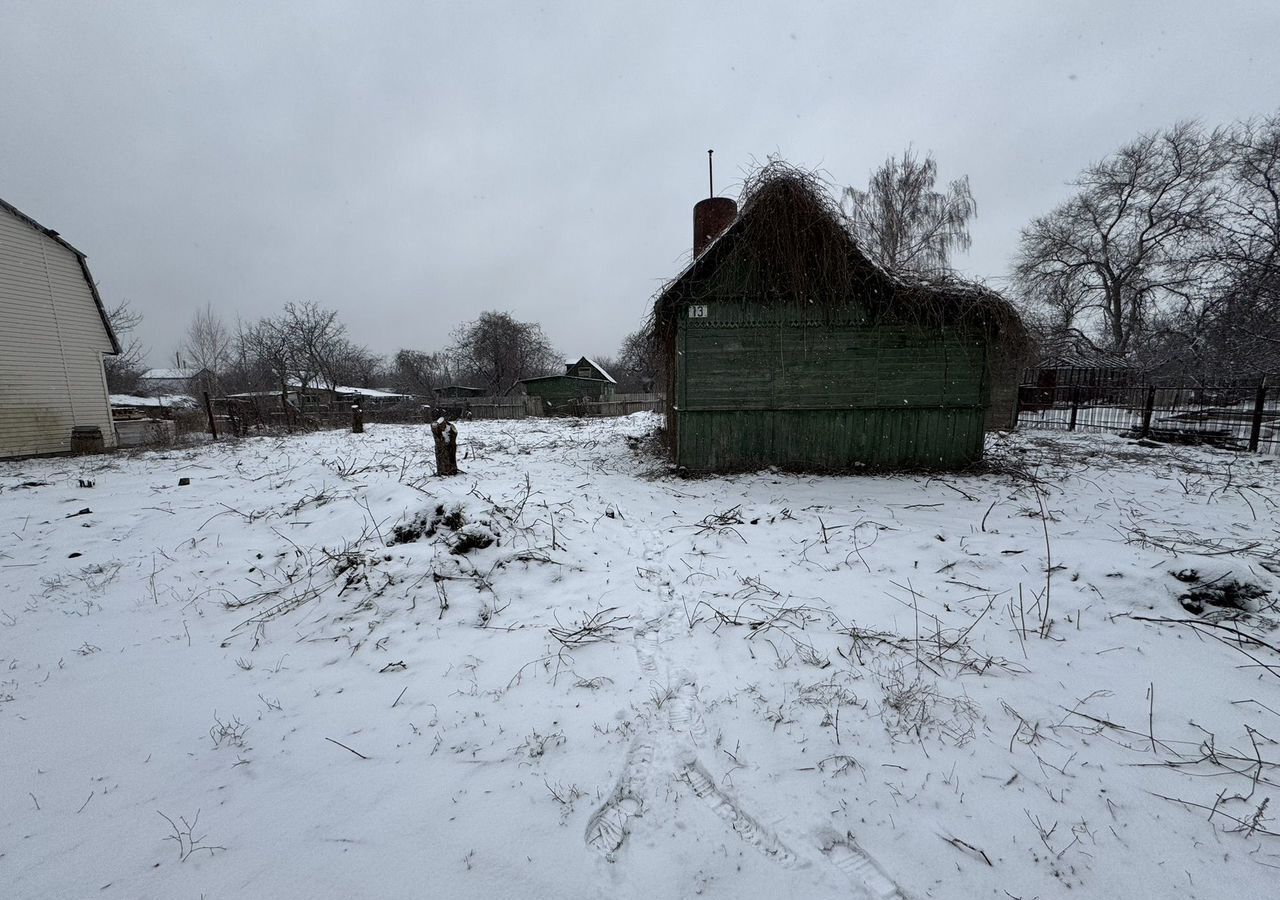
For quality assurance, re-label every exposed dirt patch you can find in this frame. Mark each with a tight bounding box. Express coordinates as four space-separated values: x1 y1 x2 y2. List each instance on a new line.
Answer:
1173 568 1270 615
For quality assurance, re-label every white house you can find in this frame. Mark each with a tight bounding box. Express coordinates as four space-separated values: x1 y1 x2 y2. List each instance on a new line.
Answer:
0 197 120 458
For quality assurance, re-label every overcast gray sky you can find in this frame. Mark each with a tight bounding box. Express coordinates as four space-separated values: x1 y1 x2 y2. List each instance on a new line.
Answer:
2 1 1277 368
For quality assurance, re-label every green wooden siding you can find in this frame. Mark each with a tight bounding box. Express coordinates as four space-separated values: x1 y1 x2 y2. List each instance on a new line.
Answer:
522 376 615 407
674 302 987 471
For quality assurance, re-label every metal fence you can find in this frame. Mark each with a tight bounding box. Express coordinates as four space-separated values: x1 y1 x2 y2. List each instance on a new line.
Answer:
1016 378 1279 454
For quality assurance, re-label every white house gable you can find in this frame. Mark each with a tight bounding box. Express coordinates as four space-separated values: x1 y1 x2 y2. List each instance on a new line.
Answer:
0 199 118 457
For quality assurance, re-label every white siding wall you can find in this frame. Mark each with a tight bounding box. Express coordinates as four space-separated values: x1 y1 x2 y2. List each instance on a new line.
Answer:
0 207 117 458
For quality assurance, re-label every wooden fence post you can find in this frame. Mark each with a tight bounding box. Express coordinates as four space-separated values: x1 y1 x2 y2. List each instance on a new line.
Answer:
1067 391 1079 432
1140 385 1157 438
351 403 364 434
280 387 293 433
1248 379 1268 452
431 418 458 476
203 391 218 440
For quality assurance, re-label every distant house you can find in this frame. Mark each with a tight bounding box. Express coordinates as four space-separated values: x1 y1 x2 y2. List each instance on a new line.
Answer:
332 385 412 408
281 379 412 411
1 197 120 458
511 357 617 411
650 165 1028 472
109 393 199 414
137 367 214 397
1017 337 1136 410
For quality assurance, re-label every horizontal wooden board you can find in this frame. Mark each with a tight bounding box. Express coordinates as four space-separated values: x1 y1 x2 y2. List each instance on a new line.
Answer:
680 320 985 411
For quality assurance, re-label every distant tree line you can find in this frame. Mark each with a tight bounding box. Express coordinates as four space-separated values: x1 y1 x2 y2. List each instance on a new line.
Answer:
1015 113 1280 381
104 300 661 400
104 113 1276 400
841 121 1280 383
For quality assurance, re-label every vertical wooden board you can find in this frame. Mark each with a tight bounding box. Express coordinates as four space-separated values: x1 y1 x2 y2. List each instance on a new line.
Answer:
672 298 991 470
675 407 986 471
681 306 987 414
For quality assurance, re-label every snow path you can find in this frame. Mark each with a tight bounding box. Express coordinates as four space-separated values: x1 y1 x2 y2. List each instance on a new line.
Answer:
588 520 907 898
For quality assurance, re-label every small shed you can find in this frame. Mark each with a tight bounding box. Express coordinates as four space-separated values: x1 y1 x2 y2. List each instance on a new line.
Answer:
512 357 617 411
1023 338 1136 407
651 164 1027 472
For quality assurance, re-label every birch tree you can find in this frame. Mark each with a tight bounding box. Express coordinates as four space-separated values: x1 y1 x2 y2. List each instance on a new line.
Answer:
842 148 976 274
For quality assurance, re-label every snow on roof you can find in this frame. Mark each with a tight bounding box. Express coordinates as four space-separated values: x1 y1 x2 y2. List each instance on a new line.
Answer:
285 378 323 390
566 356 617 384
283 379 411 398
334 386 410 399
109 393 198 408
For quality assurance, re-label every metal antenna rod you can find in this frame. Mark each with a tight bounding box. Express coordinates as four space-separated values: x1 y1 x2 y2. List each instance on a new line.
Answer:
707 149 714 198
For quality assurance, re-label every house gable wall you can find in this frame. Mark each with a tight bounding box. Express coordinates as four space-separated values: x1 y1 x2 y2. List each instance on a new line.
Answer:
674 300 988 471
0 205 116 457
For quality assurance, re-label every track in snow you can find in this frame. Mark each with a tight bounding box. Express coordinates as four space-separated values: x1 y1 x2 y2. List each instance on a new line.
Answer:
586 523 909 899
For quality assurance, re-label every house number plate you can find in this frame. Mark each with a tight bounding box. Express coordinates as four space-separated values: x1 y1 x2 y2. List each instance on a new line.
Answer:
688 305 709 318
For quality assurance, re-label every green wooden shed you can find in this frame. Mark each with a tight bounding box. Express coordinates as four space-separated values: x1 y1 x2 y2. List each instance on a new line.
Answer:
651 165 1027 473
512 356 617 413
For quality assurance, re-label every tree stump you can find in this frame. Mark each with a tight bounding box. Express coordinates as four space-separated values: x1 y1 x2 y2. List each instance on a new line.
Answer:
431 418 458 476
351 404 364 434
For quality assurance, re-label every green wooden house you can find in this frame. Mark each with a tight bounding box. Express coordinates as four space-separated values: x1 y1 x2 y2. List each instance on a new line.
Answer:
652 165 1027 473
512 356 617 412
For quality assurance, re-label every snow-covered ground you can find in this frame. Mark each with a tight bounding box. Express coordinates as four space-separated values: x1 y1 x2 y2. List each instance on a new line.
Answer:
2 415 1277 899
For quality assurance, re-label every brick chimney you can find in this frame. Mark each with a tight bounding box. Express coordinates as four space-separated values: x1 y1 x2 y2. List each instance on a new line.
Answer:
693 197 737 257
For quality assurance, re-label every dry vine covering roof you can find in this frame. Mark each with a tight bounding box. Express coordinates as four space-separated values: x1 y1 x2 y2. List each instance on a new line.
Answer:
650 161 1028 350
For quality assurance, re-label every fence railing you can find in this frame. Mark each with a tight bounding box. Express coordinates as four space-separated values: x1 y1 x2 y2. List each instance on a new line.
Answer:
569 393 664 418
456 393 661 420
1016 378 1278 454
460 396 543 419
207 391 663 433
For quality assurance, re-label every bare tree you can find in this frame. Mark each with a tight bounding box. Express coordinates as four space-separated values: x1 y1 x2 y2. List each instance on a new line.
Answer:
1197 113 1280 374
103 298 145 392
615 328 659 393
1014 121 1226 356
278 301 348 390
1140 114 1280 379
842 148 976 273
182 303 231 385
450 311 559 394
391 349 450 396
238 316 294 409
327 341 382 388
590 353 619 380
